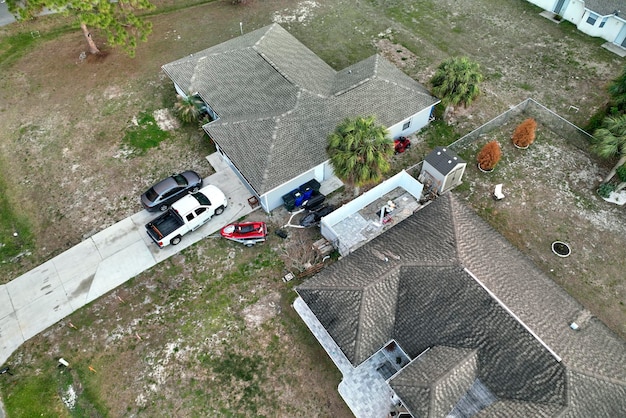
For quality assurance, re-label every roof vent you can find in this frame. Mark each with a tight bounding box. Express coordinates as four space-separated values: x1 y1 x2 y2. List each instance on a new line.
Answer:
453 156 457 160
442 148 447 151
437 152 441 155
570 322 580 331
448 160 452 164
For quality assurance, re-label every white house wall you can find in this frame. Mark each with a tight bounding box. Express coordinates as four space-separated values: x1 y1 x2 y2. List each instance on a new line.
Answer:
561 1 585 25
261 165 325 213
579 13 626 43
526 0 626 46
388 106 435 139
321 171 424 256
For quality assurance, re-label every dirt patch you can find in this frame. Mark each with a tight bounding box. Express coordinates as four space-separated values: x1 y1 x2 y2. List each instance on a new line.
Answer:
453 118 626 337
153 108 180 131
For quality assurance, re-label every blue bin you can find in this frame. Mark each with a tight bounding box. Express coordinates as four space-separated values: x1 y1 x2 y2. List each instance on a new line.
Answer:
301 187 313 200
294 191 304 207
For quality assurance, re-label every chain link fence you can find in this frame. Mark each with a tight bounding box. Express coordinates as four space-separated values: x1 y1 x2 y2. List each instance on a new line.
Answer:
408 98 594 173
449 98 594 152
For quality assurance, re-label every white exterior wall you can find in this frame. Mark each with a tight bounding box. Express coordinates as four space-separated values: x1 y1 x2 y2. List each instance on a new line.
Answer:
524 0 583 24
579 13 626 43
260 164 326 213
561 2 585 24
524 0 554 9
526 0 626 45
388 105 435 139
321 171 423 256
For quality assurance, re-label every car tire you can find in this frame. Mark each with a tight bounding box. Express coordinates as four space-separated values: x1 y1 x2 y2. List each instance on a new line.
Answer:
159 204 168 212
191 186 199 193
214 205 225 216
171 236 182 246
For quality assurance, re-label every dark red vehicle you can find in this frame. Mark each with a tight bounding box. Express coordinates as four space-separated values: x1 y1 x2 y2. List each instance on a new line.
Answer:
394 136 411 154
220 222 267 247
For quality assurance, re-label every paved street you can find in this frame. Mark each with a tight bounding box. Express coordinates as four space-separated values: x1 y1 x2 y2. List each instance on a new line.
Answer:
0 154 257 366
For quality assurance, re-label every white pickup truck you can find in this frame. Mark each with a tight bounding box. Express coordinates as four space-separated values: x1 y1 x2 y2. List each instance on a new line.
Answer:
146 184 227 248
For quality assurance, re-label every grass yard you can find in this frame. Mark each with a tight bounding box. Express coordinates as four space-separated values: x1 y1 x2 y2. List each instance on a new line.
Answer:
0 0 624 416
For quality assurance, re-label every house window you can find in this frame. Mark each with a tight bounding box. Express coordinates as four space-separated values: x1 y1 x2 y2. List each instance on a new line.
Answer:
402 120 411 130
599 17 608 28
587 12 598 25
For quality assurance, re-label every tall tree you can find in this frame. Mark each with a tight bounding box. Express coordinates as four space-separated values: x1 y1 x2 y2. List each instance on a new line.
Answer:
430 56 483 116
592 114 626 183
326 116 393 196
6 0 154 57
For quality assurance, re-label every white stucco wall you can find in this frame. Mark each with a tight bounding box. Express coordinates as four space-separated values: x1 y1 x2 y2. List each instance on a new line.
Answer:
321 171 424 256
260 164 328 213
578 12 626 43
388 105 436 139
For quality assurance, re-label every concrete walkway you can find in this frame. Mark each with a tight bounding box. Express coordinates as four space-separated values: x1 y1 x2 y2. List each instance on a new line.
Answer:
0 154 256 366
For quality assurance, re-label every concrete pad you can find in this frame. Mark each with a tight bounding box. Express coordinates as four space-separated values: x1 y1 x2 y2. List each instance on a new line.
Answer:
0 312 24 366
86 240 157 304
91 217 144 260
14 286 73 340
52 238 101 286
0 285 13 319
6 260 62 311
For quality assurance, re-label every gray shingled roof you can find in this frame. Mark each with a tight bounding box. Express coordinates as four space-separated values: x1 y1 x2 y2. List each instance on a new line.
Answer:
391 346 478 417
296 193 626 417
583 0 623 16
425 146 465 176
162 24 439 195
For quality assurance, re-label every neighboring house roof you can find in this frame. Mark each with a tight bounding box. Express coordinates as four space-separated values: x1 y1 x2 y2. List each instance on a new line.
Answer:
162 24 439 195
584 0 623 16
424 146 465 176
296 193 626 417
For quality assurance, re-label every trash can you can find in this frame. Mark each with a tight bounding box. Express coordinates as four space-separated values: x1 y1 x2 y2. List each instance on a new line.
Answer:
282 192 296 211
294 191 304 207
301 179 321 192
300 186 313 200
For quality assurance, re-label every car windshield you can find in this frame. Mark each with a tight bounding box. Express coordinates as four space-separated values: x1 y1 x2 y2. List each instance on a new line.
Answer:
145 187 159 202
173 174 188 186
192 192 211 206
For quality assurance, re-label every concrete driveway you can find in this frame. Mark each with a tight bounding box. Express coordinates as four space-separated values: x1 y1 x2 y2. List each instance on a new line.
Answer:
0 1 16 27
0 154 257 366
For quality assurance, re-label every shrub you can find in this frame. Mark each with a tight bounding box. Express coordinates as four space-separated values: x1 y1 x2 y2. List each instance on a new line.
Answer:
616 164 626 183
512 118 537 148
597 183 615 198
174 94 204 124
476 140 501 171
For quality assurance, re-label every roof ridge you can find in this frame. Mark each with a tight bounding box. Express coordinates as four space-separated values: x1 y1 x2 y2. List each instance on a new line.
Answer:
566 367 626 387
353 288 367 364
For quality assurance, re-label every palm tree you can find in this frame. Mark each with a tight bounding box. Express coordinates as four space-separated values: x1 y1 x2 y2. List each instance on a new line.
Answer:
327 116 394 196
607 64 626 114
174 93 205 124
592 114 626 183
430 57 483 117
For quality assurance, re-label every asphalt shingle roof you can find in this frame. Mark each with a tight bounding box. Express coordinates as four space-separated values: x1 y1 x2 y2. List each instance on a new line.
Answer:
296 193 626 417
425 146 465 176
584 0 624 16
162 24 439 195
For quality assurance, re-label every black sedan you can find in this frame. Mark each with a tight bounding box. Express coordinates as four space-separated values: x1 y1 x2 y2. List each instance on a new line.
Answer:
141 171 203 212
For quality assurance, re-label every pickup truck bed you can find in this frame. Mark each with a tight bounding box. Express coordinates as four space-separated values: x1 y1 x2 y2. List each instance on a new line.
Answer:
146 209 184 243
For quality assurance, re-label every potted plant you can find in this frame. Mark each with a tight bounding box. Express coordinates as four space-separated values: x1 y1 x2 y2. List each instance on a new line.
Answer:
476 140 501 172
512 118 537 149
